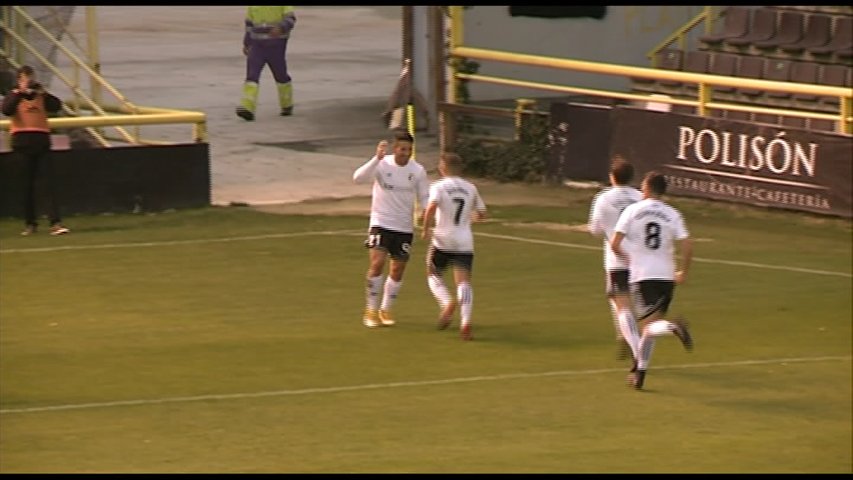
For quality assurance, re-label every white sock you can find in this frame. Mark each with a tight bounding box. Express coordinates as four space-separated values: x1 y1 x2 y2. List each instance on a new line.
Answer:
617 309 640 359
380 278 402 311
637 329 657 371
458 282 473 327
609 298 621 340
646 320 674 337
428 274 453 309
366 275 383 311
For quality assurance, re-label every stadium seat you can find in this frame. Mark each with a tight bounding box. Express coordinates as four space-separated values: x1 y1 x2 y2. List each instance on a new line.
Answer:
764 59 794 104
781 115 808 129
779 13 832 55
736 55 765 101
670 104 697 115
654 49 687 95
699 7 752 49
754 113 779 125
791 61 822 105
726 7 777 51
807 16 851 58
726 110 752 122
809 118 837 132
754 10 805 53
819 64 852 110
710 53 739 99
681 50 712 95
632 48 683 93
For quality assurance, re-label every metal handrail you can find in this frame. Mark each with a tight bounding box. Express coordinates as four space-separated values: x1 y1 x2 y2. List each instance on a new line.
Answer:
646 6 719 64
450 45 852 134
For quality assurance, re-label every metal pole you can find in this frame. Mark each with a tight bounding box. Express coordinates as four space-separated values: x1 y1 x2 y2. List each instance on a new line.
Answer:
85 7 108 138
440 6 463 153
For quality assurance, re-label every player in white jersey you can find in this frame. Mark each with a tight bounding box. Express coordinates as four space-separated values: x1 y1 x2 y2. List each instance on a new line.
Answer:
353 130 429 328
588 156 643 361
421 152 487 341
611 171 694 390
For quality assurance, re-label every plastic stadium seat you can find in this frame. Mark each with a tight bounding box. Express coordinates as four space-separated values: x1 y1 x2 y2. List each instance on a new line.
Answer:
700 7 752 48
726 7 777 50
754 113 779 125
726 110 752 122
791 61 821 103
710 53 739 98
681 50 712 95
809 118 837 132
819 64 852 108
670 104 697 115
736 55 765 100
781 116 807 129
632 48 683 93
764 59 793 101
655 49 687 93
808 16 851 57
754 10 805 52
780 14 832 55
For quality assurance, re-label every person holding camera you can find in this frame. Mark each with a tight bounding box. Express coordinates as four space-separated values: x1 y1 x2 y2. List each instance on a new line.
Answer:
1 65 69 236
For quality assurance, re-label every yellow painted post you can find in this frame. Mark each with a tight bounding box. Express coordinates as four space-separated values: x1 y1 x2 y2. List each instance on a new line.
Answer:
704 6 715 35
440 6 464 153
840 97 851 135
514 98 536 141
407 103 416 159
193 121 208 143
85 7 110 139
697 83 709 117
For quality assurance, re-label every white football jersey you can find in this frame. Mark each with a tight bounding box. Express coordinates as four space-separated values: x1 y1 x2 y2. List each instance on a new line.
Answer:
588 185 642 271
427 176 486 253
613 198 689 283
353 154 429 233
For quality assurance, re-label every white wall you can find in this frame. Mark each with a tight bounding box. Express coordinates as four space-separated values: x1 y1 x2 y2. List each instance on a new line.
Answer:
458 5 708 102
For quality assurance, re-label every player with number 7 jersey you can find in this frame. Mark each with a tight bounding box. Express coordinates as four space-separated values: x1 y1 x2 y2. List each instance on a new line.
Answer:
421 152 487 340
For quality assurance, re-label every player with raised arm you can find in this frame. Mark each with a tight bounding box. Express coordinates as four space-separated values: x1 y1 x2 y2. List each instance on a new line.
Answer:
353 129 430 328
421 152 487 341
611 171 694 390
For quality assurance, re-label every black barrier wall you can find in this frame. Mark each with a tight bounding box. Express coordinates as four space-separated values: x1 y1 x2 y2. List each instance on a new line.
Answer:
547 102 613 184
549 102 852 218
0 143 211 218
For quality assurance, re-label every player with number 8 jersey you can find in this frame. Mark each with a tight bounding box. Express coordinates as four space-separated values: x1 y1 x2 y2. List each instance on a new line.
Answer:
611 171 694 390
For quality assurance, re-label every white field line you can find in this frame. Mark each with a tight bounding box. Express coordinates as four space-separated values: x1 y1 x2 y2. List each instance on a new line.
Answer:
1 229 850 278
0 229 365 254
475 232 853 278
1 355 848 415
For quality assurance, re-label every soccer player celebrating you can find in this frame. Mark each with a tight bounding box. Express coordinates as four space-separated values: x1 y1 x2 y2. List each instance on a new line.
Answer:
421 152 487 341
611 171 694 390
588 156 643 360
353 130 430 328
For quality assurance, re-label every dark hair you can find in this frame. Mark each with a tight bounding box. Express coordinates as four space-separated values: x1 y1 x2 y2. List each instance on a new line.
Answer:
643 171 667 196
610 155 634 185
16 65 35 77
392 129 414 144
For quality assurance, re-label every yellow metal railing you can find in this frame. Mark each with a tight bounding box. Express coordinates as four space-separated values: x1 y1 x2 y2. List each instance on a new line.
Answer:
443 7 852 140
1 6 207 146
646 6 719 64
